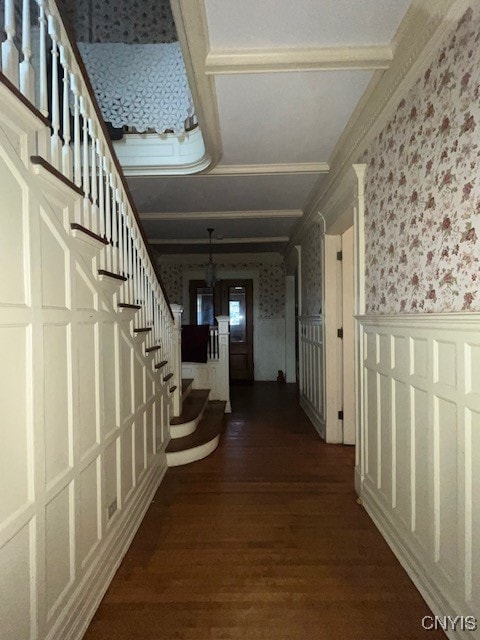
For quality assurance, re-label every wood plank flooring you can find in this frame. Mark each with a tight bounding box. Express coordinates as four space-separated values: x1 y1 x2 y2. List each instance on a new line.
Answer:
84 383 443 640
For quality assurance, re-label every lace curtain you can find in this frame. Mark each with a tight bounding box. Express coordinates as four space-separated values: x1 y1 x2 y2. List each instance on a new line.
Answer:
78 42 194 134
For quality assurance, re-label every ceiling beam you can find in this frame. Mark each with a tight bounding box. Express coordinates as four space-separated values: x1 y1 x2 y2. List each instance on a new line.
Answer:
150 236 289 245
207 162 329 175
205 45 393 75
140 210 303 221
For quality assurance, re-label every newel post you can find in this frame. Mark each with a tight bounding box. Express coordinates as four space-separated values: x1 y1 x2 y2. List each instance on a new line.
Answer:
170 304 183 417
216 316 231 413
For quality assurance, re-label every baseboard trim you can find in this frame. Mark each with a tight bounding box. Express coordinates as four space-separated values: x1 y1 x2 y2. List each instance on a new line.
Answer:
47 461 167 640
361 484 471 640
300 393 326 439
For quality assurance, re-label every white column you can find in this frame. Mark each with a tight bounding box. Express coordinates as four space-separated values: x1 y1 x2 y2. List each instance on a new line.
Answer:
216 315 231 413
170 304 183 418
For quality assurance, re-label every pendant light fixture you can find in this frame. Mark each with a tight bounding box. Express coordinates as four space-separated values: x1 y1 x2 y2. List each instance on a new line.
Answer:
205 228 217 288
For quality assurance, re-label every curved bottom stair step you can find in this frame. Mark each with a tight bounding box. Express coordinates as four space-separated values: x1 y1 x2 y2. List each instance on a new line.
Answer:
166 401 226 467
170 389 210 439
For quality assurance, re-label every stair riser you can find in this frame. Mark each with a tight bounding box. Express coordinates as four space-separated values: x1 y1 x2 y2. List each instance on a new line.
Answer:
169 397 208 439
166 435 220 467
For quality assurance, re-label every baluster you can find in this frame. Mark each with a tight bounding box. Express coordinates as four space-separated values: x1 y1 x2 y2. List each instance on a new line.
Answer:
59 45 72 179
71 75 81 186
80 97 90 227
2 0 19 85
117 198 124 280
47 15 61 167
127 226 133 303
104 161 112 272
88 119 98 233
111 182 118 274
97 143 105 269
20 0 34 99
37 0 48 116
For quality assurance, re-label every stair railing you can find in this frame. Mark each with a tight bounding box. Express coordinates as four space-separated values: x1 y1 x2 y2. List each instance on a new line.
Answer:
1 0 178 407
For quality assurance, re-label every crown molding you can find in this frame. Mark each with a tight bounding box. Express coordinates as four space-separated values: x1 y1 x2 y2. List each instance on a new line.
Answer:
299 0 470 236
150 236 289 245
170 0 223 168
206 162 329 176
205 45 393 75
140 210 303 221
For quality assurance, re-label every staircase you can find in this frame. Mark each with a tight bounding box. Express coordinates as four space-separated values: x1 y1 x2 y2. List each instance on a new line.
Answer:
167 383 225 466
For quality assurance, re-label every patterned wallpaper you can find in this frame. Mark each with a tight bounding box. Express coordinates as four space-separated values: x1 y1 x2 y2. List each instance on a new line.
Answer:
61 0 177 44
363 6 480 313
159 260 286 319
300 216 323 316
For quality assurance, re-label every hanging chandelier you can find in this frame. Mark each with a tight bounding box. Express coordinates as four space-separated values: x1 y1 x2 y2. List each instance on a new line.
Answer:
205 228 217 288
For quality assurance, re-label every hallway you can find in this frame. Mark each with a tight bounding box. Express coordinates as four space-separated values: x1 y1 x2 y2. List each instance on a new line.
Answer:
84 384 442 640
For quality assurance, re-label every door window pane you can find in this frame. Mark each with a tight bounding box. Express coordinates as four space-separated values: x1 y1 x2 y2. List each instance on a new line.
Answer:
196 288 214 325
229 286 246 342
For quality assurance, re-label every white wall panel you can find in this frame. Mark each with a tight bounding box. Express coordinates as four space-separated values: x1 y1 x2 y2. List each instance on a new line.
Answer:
0 325 30 524
357 314 480 639
0 124 170 640
78 322 99 458
0 522 33 640
0 154 26 306
45 484 74 617
40 212 68 309
43 324 72 486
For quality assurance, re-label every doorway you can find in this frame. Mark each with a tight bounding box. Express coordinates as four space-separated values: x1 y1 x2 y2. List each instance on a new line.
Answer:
189 279 254 382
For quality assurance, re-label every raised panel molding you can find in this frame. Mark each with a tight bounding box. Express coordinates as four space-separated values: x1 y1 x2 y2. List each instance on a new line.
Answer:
357 313 480 638
0 127 171 640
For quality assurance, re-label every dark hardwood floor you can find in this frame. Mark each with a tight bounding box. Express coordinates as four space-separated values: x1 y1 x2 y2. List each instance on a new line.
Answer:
84 383 443 640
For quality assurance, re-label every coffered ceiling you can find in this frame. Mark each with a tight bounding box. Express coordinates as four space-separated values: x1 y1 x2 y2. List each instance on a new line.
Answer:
130 0 413 255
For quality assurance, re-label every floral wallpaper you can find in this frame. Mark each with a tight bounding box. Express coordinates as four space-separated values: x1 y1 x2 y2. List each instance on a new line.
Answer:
363 6 480 313
61 0 177 44
160 263 183 306
301 217 323 316
159 260 286 319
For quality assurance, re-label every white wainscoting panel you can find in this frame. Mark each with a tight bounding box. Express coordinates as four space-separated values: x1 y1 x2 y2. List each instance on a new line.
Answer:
357 314 480 640
298 316 325 438
0 121 170 640
254 318 286 381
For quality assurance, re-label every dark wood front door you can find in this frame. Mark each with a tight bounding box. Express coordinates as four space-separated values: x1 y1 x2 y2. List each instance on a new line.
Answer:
219 279 253 382
189 278 254 382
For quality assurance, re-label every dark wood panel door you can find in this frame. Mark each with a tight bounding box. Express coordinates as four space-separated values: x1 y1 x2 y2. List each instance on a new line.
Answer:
189 278 254 382
220 279 254 382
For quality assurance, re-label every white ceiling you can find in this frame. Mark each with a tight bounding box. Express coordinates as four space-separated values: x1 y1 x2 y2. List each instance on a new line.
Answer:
129 173 323 212
133 0 412 255
204 0 411 49
216 70 374 165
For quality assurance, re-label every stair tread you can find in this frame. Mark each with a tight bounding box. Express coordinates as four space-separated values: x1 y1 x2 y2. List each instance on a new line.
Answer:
155 360 168 370
166 401 225 453
71 223 108 245
170 389 210 425
31 155 84 196
182 378 194 393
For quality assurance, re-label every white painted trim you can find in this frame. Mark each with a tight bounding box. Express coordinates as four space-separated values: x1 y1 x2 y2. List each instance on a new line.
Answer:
300 394 325 439
141 209 303 221
205 45 393 75
49 463 167 640
150 236 289 245
207 162 329 175
357 312 480 329
170 0 223 169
